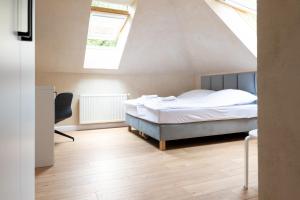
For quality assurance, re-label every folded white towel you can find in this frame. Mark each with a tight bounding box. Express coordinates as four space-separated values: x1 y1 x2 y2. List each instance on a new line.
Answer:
141 95 158 99
160 96 177 101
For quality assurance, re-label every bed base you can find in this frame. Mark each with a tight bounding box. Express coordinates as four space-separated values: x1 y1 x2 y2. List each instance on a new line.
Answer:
128 126 149 139
126 114 257 151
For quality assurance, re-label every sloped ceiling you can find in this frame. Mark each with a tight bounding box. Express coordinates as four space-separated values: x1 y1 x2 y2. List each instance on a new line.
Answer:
36 0 257 75
171 0 256 74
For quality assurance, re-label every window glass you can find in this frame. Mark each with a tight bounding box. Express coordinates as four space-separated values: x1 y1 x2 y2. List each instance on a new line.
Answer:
84 1 132 69
87 12 127 48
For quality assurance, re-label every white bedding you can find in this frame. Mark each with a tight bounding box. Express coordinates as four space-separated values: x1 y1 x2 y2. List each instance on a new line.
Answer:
125 89 257 124
125 96 171 115
125 90 214 110
177 89 215 99
126 104 257 124
143 89 257 110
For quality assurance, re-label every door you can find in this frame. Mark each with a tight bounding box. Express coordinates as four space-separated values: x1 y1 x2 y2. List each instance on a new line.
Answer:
0 0 35 199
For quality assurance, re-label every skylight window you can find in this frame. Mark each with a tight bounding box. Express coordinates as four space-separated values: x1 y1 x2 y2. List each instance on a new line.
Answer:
84 0 133 69
91 1 128 11
87 12 128 48
207 0 257 56
219 0 256 13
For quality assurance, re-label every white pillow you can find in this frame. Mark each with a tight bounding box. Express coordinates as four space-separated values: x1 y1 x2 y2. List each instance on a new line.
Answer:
178 89 215 99
200 89 257 106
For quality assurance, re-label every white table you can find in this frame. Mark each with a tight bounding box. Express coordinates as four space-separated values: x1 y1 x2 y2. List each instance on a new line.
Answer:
244 129 258 190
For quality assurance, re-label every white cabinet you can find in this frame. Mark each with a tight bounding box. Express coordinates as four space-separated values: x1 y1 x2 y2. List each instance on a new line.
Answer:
36 86 55 167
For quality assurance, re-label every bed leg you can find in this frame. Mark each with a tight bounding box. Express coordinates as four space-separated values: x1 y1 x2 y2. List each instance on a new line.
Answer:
139 132 148 139
128 126 132 132
159 140 166 151
142 133 148 139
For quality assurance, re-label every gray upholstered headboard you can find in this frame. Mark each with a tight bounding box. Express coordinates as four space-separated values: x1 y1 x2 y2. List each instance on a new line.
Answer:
201 72 257 94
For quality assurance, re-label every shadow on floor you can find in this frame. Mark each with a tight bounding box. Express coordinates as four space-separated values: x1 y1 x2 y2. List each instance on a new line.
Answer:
130 130 248 150
35 166 52 176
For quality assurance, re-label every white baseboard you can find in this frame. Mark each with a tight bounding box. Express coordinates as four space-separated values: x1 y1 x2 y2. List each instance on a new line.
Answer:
55 122 127 132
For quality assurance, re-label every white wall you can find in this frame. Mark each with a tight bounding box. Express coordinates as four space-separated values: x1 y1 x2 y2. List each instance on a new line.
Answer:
36 72 196 125
258 0 300 199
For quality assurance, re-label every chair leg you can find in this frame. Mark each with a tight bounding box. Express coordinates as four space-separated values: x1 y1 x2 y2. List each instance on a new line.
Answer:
244 136 250 190
55 130 74 141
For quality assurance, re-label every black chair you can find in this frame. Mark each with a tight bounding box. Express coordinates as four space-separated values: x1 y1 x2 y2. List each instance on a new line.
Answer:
55 93 74 141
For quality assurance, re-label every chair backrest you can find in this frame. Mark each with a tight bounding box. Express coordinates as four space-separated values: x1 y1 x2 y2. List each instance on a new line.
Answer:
55 93 73 124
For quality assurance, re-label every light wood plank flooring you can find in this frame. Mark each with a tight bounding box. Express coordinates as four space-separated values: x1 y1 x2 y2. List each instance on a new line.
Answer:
36 128 258 200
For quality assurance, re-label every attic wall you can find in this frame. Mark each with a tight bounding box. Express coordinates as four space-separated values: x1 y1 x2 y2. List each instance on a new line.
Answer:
205 0 257 57
36 0 194 74
36 0 92 73
36 72 195 126
118 0 194 74
168 0 257 74
36 0 256 75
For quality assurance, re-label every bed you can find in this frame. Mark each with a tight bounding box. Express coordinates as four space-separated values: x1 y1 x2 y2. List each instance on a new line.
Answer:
125 72 257 150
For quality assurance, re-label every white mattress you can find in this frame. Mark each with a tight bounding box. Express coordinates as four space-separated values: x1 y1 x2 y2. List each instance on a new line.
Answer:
126 103 257 124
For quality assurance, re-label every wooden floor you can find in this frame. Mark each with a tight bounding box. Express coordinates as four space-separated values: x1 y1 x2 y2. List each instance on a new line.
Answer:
36 128 258 200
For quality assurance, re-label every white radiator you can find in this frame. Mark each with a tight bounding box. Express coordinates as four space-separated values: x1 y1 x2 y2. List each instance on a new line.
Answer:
79 94 128 124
